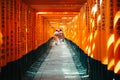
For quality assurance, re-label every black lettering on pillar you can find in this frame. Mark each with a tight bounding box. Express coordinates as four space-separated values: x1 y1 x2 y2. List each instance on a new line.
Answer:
109 0 113 33
116 19 120 35
97 0 101 31
101 0 105 30
94 0 97 31
117 0 120 11
1 0 7 66
116 0 120 35
86 5 90 33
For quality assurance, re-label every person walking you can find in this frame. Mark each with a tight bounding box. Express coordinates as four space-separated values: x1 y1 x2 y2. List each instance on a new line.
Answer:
58 29 64 43
53 30 59 45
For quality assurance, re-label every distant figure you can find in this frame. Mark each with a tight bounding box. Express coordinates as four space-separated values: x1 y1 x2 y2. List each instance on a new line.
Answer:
53 30 59 45
58 29 64 42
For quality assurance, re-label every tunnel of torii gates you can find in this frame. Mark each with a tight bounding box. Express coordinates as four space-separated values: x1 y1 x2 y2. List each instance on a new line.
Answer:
0 0 120 79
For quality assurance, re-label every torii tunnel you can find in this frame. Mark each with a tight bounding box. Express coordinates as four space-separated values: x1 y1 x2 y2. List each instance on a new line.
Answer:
0 0 120 80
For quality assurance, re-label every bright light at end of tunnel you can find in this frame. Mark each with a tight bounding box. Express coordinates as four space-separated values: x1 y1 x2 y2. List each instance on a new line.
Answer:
114 61 120 73
37 12 48 14
107 34 114 50
36 12 70 15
